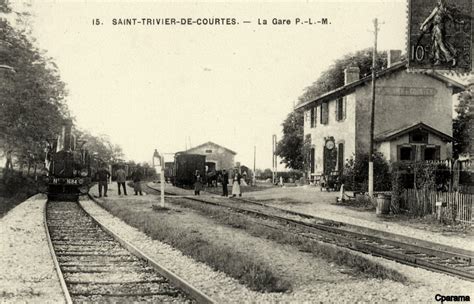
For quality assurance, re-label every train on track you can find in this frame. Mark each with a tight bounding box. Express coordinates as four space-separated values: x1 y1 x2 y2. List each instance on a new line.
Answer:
171 152 206 188
45 120 94 200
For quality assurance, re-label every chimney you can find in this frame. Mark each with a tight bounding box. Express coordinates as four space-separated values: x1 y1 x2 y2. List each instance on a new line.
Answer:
344 66 360 85
60 119 73 151
387 50 402 68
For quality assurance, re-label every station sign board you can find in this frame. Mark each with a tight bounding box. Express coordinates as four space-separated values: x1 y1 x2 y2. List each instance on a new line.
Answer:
407 0 473 72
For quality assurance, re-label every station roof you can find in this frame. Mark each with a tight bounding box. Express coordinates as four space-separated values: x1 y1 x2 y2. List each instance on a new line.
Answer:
295 61 467 111
185 141 237 155
374 122 454 143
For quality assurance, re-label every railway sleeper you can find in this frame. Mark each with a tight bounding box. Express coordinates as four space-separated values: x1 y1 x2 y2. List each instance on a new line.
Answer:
54 247 126 253
60 261 145 267
64 272 164 282
62 265 157 273
56 252 133 257
66 278 168 285
68 284 183 297
57 255 139 263
70 291 183 297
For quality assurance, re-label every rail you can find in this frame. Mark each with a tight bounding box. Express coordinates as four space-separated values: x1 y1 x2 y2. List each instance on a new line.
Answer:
43 199 73 304
146 183 474 281
45 197 215 304
86 194 215 304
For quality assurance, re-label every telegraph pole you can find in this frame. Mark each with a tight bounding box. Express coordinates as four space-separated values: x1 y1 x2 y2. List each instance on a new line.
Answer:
369 18 380 198
253 145 256 186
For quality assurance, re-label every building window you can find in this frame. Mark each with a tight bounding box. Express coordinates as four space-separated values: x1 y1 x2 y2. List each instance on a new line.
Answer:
409 130 428 144
335 98 345 121
337 143 344 172
424 146 440 161
310 107 317 128
398 146 414 161
205 149 212 153
320 102 328 125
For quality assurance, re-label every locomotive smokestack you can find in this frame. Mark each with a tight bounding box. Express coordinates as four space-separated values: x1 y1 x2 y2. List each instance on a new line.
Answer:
62 119 73 151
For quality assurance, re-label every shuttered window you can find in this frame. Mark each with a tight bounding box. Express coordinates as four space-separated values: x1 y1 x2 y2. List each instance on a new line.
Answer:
320 102 329 125
337 143 344 172
335 98 346 121
310 107 317 128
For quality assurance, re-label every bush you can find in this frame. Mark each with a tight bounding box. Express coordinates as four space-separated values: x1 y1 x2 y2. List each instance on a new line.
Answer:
342 152 391 192
276 170 303 182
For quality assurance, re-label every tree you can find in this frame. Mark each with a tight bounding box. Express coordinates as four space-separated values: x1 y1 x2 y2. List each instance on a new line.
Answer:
261 168 273 180
298 48 389 104
275 111 305 169
452 87 471 158
78 131 123 165
0 3 70 172
0 3 127 176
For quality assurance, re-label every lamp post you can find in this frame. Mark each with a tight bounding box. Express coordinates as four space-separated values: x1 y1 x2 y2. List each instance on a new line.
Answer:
153 149 165 208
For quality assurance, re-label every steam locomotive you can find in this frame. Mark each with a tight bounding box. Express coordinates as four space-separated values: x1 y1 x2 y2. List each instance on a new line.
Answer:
46 121 93 200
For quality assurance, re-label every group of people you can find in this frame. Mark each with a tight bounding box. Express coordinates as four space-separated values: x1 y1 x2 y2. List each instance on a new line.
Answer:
194 168 242 197
95 164 144 198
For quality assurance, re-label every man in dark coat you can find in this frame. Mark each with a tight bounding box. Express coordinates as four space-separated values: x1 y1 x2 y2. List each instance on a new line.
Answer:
221 169 229 197
96 165 111 198
115 165 127 196
131 165 143 195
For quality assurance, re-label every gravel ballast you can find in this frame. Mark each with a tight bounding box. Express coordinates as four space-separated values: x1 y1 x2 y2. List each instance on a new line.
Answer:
84 184 474 303
2 185 471 303
0 194 65 303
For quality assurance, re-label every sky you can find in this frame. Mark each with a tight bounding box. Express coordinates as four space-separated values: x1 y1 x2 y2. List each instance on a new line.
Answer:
23 0 406 169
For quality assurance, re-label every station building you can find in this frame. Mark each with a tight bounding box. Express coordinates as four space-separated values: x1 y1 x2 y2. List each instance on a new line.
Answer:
296 50 466 180
185 141 236 171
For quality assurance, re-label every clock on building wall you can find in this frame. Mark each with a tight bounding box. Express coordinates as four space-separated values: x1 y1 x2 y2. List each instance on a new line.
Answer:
325 139 335 150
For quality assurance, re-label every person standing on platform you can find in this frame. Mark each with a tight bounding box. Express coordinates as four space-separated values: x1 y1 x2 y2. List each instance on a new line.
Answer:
221 169 229 197
231 169 241 197
116 165 127 196
194 170 203 195
131 165 143 195
96 164 111 198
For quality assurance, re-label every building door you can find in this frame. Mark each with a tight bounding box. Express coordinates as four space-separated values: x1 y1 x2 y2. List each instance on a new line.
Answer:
310 148 315 174
323 139 337 175
205 162 216 173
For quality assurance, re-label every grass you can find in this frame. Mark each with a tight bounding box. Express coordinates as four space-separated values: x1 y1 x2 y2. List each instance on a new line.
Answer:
97 199 291 293
168 197 408 283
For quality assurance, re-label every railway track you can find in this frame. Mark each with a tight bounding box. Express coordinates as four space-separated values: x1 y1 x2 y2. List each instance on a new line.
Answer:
45 199 214 304
147 183 474 282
